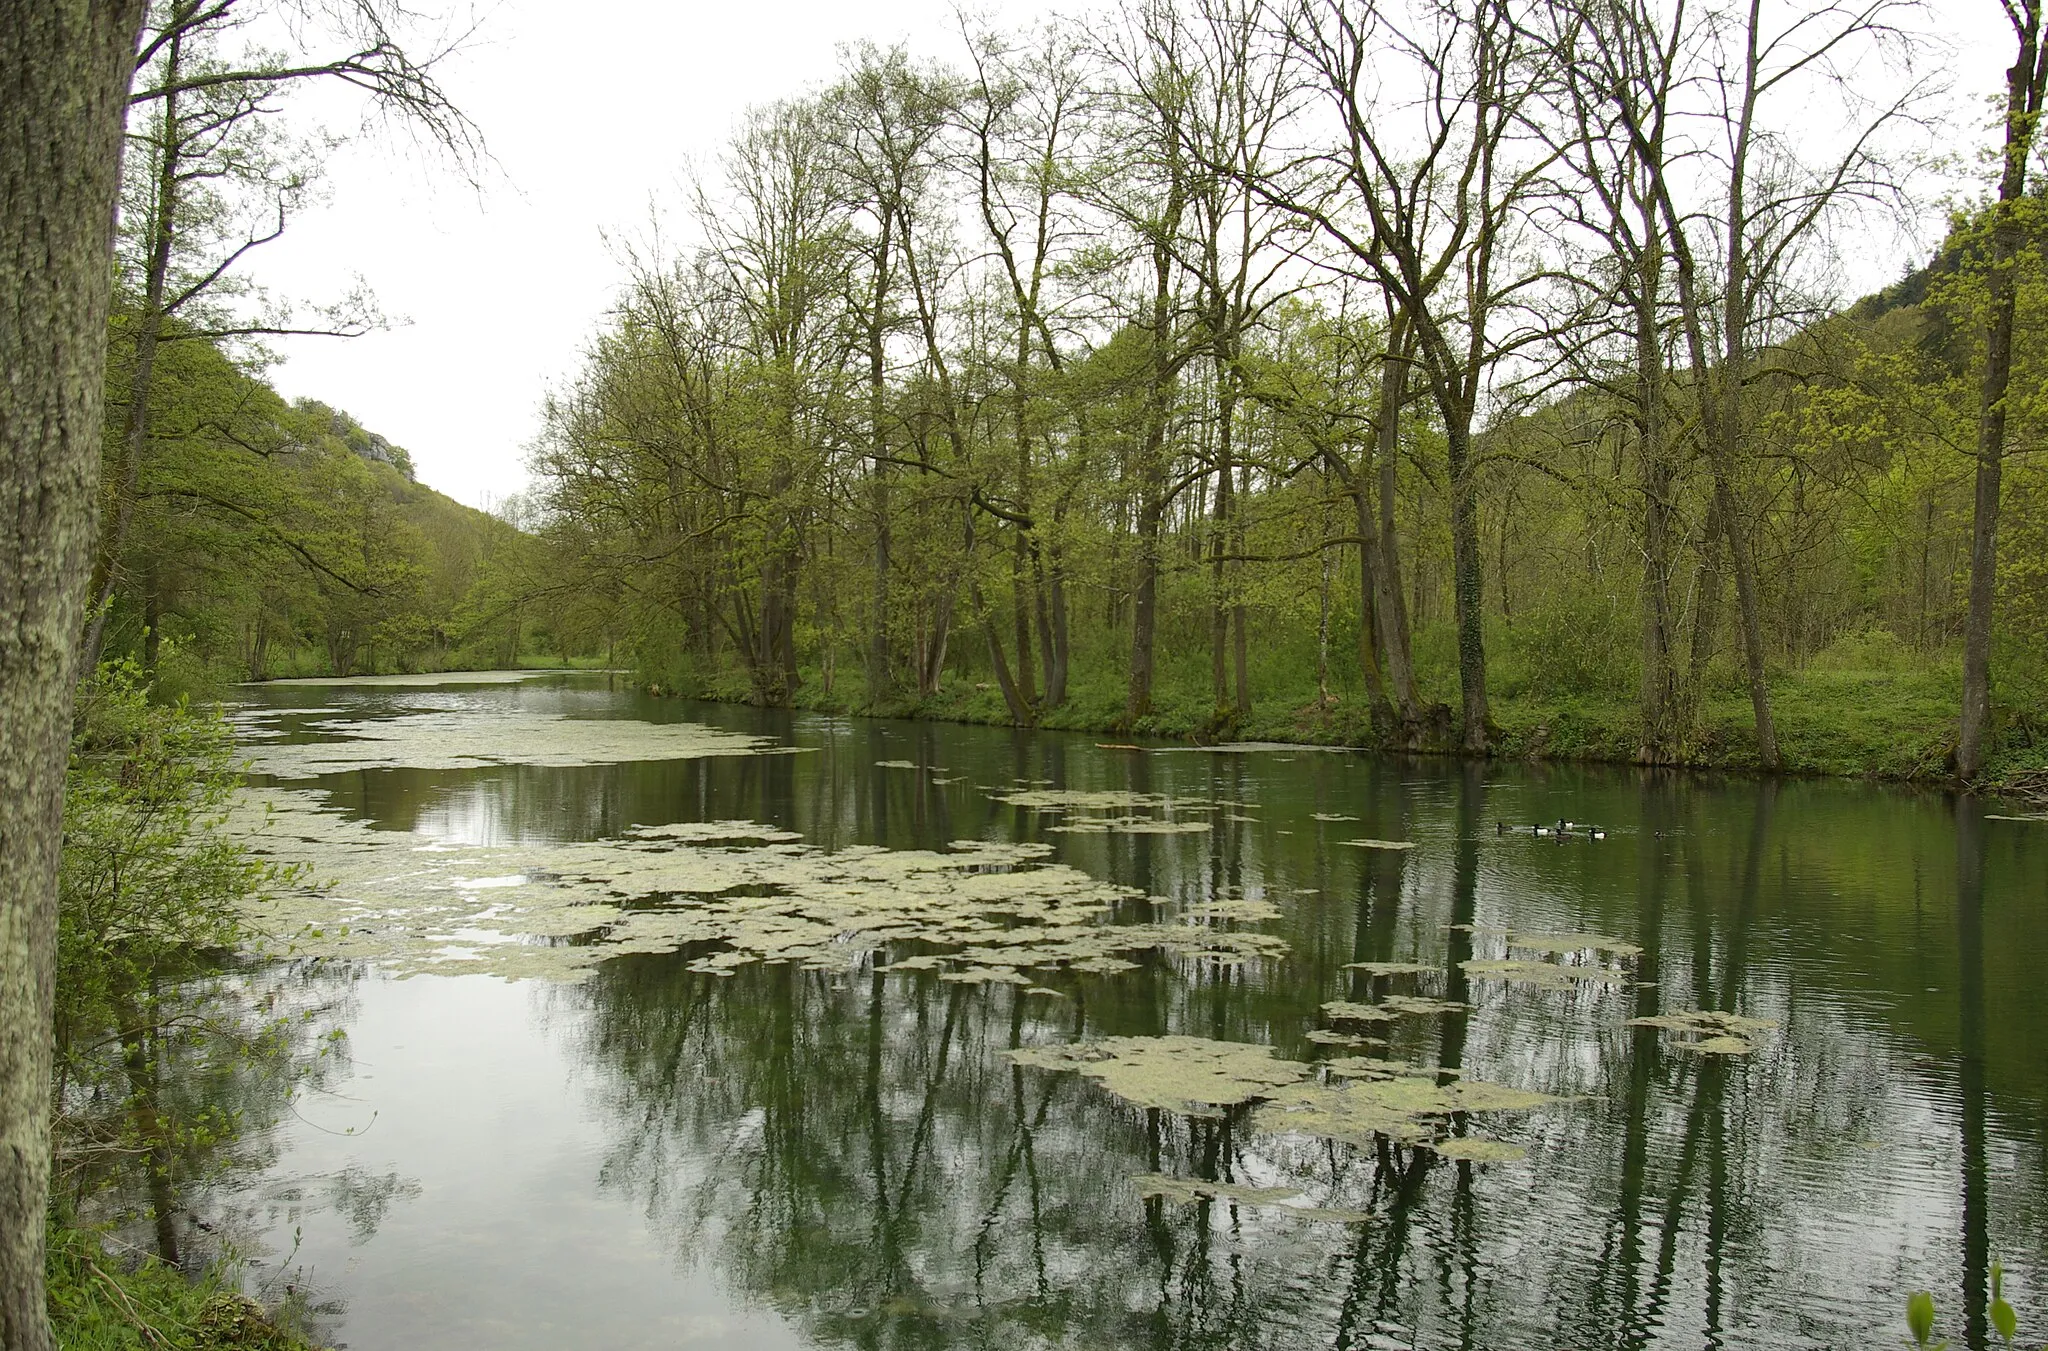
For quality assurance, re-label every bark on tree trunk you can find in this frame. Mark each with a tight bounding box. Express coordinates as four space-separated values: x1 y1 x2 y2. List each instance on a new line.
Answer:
1373 317 1420 728
1352 482 1395 732
1636 271 1677 762
1125 487 1163 725
1 6 147 1347
80 24 180 676
1961 7 2046 779
865 221 894 707
1444 417 1490 752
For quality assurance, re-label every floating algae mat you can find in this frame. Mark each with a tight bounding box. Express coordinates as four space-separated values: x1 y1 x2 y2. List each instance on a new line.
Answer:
1507 931 1644 959
1048 816 1214 835
1321 995 1466 1023
241 708 785 777
993 787 1214 833
991 788 1173 811
229 790 1286 983
1461 958 1632 989
1254 1072 1561 1154
1629 1008 1777 1056
1007 1035 1308 1117
248 670 572 688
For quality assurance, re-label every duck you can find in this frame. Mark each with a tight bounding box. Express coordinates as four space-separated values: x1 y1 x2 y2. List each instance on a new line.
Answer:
1590 828 1608 841
1533 823 1554 837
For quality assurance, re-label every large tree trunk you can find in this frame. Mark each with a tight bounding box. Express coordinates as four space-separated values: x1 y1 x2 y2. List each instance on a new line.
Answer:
1961 7 2046 779
1 5 147 1347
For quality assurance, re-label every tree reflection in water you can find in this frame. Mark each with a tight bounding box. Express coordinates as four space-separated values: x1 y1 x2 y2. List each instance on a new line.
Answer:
559 767 2028 1351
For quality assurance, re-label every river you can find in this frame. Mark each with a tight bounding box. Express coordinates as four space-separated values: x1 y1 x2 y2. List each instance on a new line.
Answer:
190 671 2044 1350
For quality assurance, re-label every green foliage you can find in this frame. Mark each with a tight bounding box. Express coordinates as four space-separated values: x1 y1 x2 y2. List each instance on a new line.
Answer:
94 310 567 687
1905 1263 2029 1349
60 665 283 1007
46 1225 316 1351
54 665 329 1227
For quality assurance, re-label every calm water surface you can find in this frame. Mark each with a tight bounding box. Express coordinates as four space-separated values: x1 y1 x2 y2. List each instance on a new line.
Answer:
209 673 2047 1350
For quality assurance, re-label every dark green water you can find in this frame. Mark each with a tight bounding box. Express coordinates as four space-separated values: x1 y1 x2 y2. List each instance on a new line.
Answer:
208 673 2046 1350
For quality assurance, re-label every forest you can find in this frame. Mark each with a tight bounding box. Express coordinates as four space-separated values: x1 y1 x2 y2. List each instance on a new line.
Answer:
78 0 2048 791
505 0 2048 787
80 0 558 702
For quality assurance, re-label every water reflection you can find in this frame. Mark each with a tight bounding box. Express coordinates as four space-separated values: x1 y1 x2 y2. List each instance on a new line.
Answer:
217 678 2046 1349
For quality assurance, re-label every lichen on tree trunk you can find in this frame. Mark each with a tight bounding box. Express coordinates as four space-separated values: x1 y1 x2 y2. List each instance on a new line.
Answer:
0 4 147 1347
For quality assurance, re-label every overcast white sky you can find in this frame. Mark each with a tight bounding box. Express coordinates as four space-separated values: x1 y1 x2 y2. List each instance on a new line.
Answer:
249 0 2015 510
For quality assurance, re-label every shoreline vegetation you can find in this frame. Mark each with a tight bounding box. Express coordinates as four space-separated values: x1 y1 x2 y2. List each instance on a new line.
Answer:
236 656 2048 799
669 670 2048 799
47 1226 317 1351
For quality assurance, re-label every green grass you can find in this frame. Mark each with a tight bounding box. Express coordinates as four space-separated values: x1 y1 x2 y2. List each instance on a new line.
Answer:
698 647 2047 793
47 1227 316 1351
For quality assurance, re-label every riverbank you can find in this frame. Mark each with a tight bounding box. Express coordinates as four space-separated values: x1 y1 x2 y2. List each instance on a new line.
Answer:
47 1226 319 1351
671 660 2047 798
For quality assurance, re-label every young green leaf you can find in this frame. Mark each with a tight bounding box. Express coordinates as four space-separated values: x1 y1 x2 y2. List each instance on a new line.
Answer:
1906 1290 1937 1346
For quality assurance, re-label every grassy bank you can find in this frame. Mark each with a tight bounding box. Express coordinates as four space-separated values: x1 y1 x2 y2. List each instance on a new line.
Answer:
47 1227 317 1351
675 653 2047 796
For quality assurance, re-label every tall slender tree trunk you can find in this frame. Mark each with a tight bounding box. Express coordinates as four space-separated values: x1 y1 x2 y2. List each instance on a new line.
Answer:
1209 385 1235 717
1126 484 1164 725
1636 251 1678 762
81 28 181 674
1444 414 1490 752
1715 0 1779 767
1373 319 1420 728
1044 501 1070 707
1 6 148 1346
1126 206 1179 726
1353 482 1395 731
865 219 895 707
1961 4 2047 779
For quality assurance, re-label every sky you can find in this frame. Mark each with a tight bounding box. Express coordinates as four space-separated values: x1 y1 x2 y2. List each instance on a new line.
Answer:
253 0 1055 509
248 0 2016 511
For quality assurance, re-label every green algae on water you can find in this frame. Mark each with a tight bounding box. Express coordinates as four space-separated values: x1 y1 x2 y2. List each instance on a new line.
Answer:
1007 1035 1308 1117
1427 1136 1529 1164
1253 1074 1562 1151
1460 958 1632 989
1320 1001 1398 1024
1508 931 1644 960
1630 1008 1775 1056
241 708 784 777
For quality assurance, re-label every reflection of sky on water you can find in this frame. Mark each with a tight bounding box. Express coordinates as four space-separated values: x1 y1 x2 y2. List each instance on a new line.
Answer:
215 675 2046 1350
